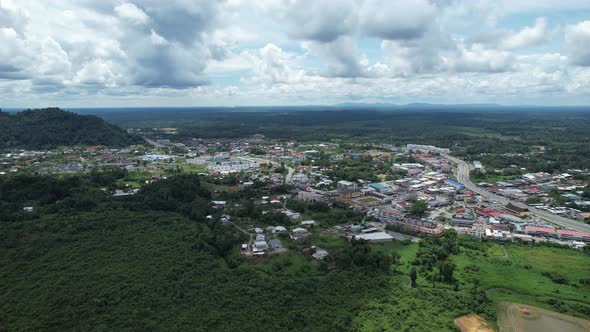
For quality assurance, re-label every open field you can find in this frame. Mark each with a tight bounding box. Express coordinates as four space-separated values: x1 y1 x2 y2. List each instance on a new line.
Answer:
497 302 590 332
454 241 590 319
357 197 379 204
372 240 419 273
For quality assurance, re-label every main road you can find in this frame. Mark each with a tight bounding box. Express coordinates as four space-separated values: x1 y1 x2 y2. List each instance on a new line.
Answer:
444 154 590 233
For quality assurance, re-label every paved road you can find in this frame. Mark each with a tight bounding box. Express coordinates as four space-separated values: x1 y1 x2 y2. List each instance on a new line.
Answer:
444 154 590 233
285 165 295 184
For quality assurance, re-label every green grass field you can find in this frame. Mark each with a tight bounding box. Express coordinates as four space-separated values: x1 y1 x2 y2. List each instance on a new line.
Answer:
357 197 379 204
453 242 590 319
374 241 419 274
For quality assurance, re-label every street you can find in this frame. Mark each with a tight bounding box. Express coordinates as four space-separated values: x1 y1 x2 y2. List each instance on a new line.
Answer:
444 154 590 233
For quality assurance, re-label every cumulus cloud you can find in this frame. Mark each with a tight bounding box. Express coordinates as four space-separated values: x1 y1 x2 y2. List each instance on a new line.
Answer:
304 37 367 78
0 27 31 79
114 2 148 24
251 43 305 85
501 17 548 49
360 0 437 40
566 21 590 66
0 0 29 34
452 44 515 73
285 0 358 42
1 0 590 106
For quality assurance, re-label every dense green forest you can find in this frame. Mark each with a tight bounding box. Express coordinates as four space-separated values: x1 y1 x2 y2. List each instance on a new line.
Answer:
0 172 391 330
0 108 143 149
2 171 590 330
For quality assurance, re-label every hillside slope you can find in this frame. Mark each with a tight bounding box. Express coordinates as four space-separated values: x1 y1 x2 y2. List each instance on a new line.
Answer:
0 108 143 149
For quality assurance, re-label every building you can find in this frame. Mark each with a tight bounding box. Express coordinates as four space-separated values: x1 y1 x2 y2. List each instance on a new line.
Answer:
444 178 464 190
369 182 394 194
558 229 590 242
301 220 316 227
375 208 403 222
351 232 394 243
406 144 450 154
312 248 329 260
526 225 558 238
505 203 529 218
337 180 357 193
451 214 475 226
297 190 326 203
252 241 269 253
290 227 310 240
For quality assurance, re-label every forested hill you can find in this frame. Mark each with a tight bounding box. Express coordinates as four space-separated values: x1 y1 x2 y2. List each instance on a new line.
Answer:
0 108 144 149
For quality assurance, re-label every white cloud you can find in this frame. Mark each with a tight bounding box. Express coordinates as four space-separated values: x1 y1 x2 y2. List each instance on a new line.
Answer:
1 0 590 106
74 59 119 86
566 20 590 66
360 0 437 40
452 44 515 73
114 2 149 24
285 0 358 42
501 17 548 49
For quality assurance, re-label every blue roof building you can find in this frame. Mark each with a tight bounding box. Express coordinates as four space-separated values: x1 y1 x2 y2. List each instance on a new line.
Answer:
445 178 464 189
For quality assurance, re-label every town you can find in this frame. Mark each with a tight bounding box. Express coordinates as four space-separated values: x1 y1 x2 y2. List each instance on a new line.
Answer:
3 132 590 260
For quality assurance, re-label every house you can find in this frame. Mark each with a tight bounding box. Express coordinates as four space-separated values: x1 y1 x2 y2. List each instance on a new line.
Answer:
576 212 590 221
273 226 288 233
212 200 227 208
300 220 316 227
253 241 269 253
312 248 329 260
290 227 310 240
268 239 285 252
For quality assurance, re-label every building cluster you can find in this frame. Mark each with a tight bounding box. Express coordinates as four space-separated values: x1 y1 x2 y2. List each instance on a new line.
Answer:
477 171 589 221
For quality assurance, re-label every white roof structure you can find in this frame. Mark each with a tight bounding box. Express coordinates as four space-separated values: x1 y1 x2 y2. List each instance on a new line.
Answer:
274 226 288 232
353 232 393 242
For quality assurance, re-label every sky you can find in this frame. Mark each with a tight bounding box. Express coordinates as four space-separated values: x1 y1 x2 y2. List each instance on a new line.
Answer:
2 0 590 108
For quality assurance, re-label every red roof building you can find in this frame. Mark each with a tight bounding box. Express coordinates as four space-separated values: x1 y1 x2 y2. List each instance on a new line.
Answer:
526 226 557 236
558 229 590 241
476 208 502 217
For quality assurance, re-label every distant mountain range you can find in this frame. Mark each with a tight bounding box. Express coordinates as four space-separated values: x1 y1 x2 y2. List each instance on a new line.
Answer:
0 108 144 149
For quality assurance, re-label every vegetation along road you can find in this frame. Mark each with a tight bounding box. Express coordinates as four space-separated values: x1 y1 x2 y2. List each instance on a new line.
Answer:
444 154 590 233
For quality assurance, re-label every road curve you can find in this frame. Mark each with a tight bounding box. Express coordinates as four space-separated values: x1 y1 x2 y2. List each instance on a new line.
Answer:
444 154 590 233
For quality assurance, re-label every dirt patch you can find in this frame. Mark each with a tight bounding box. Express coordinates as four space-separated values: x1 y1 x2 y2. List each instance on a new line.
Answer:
454 315 494 332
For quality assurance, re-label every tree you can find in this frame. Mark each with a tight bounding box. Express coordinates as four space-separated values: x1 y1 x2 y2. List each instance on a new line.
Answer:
409 200 428 217
409 267 418 288
439 260 456 283
526 196 542 204
429 270 440 288
391 251 401 272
